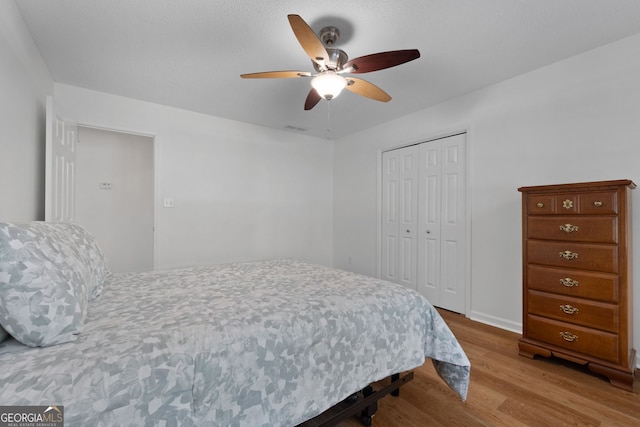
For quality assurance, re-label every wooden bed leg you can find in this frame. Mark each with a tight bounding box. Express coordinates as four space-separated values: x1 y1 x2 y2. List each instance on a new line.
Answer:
391 373 400 396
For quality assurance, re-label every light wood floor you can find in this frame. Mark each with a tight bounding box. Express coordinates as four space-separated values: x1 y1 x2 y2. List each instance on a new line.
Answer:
338 309 639 427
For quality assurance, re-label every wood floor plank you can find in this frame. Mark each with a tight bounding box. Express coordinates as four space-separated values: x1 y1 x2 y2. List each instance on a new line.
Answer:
477 351 640 424
335 309 639 427
472 367 600 426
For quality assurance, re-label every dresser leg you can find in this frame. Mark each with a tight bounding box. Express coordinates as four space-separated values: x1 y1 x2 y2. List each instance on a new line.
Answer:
588 363 636 392
518 339 552 359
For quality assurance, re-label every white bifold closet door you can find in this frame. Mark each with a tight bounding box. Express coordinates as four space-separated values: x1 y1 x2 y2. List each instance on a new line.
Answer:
381 133 467 313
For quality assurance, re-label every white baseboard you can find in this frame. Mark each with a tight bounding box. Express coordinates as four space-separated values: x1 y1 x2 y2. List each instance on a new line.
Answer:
466 310 640 369
467 310 522 334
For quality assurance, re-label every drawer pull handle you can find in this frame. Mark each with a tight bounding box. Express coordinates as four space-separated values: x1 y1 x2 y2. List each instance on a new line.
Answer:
560 277 579 287
562 199 574 209
559 223 579 233
536 202 544 208
593 200 603 207
560 332 578 342
560 304 579 315
559 250 578 260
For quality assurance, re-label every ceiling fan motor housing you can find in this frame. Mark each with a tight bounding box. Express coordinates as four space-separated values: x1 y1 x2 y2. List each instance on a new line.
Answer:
313 48 348 72
311 26 348 72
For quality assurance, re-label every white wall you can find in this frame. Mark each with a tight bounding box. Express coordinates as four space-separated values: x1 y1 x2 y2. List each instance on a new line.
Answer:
54 84 334 269
333 33 640 367
0 1 53 221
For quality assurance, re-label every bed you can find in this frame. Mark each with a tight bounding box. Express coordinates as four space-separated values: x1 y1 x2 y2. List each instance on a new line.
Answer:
0 221 470 426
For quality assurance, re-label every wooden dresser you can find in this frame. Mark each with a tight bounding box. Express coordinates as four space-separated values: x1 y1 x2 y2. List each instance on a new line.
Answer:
518 180 636 391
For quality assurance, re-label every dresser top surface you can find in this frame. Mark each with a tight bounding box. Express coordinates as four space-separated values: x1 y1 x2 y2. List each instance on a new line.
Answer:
518 179 636 193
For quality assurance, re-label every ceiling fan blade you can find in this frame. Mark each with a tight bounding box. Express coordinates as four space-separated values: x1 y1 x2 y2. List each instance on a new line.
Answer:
241 71 311 79
345 77 392 102
304 89 322 110
342 49 420 74
288 14 329 67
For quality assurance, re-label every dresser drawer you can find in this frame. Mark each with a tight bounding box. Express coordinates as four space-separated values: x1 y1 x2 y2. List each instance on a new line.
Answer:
526 315 619 363
527 216 618 243
527 240 618 273
527 195 557 214
527 290 618 333
554 194 579 214
527 265 618 302
580 191 618 215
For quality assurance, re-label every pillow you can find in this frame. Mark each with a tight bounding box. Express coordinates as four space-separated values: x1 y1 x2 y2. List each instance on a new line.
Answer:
0 324 9 342
0 221 109 347
70 224 110 300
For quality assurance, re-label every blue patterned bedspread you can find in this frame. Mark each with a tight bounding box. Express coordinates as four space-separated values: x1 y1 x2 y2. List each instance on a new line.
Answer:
0 259 470 426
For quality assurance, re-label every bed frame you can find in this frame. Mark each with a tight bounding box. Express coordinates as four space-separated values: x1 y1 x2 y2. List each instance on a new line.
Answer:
297 372 414 427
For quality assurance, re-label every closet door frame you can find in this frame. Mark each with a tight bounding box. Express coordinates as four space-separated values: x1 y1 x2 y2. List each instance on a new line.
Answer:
377 130 471 315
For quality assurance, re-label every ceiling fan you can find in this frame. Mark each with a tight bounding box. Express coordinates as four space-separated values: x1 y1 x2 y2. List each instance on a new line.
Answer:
241 14 420 110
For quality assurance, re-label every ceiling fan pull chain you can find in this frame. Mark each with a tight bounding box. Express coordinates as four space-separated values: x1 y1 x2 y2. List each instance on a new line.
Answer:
326 100 332 140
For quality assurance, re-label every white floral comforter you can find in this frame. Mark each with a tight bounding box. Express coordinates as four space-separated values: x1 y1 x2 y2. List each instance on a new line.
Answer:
0 259 470 426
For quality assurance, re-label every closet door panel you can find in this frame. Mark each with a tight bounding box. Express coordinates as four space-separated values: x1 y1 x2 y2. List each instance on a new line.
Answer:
439 135 466 312
382 145 418 289
381 151 399 282
418 143 441 303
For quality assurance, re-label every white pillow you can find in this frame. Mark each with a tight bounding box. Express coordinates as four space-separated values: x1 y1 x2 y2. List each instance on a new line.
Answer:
0 222 109 347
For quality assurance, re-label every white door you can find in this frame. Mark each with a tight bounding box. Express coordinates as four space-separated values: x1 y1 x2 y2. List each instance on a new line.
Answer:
381 145 419 289
45 97 77 222
381 150 400 282
417 134 467 312
416 142 442 300
381 133 467 313
74 127 154 273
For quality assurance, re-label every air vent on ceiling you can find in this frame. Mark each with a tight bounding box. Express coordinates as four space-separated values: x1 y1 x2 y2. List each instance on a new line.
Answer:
285 125 309 132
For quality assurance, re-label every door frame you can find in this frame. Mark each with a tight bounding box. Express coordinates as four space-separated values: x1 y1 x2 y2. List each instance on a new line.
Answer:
75 125 157 272
45 97 158 270
376 129 472 315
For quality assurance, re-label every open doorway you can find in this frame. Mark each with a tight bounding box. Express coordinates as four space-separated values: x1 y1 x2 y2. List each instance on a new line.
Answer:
74 126 154 273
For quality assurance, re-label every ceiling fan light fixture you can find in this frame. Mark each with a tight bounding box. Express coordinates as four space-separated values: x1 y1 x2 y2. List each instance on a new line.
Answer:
311 72 347 100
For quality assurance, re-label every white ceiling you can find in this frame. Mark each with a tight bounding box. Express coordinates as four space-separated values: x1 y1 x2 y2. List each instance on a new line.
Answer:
15 0 640 139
